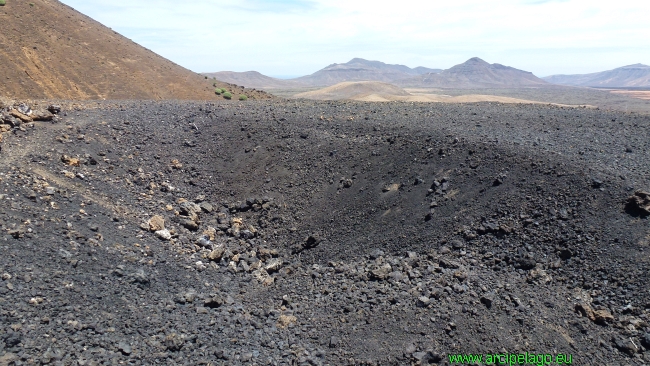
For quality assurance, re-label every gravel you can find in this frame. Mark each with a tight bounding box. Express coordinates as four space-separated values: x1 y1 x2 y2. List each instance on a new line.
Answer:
0 99 649 365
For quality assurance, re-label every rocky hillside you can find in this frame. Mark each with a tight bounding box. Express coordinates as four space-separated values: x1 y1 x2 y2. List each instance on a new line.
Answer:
398 57 549 88
0 0 270 100
544 64 650 88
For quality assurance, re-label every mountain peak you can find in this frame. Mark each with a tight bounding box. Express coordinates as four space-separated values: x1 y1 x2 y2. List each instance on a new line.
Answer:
348 58 371 64
620 63 650 69
466 57 489 64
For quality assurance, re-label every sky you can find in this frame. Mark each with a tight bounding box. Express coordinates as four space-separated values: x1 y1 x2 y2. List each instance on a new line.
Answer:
59 0 650 78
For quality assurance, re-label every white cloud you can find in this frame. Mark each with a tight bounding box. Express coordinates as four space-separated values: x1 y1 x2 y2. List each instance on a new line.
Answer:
59 0 650 77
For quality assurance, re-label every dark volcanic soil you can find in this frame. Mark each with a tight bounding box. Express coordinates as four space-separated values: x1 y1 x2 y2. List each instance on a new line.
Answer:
0 100 649 365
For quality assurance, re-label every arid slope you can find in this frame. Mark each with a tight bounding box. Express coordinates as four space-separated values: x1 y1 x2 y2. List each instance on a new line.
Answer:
544 64 650 88
0 0 269 100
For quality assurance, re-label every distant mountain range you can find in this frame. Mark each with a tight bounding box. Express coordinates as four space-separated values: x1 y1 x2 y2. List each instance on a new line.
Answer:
205 57 547 90
395 57 548 88
543 64 650 88
292 58 442 86
205 58 650 91
202 71 307 89
203 58 441 89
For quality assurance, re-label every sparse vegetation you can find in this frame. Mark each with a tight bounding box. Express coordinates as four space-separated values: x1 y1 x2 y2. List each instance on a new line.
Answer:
220 88 227 93
0 0 6 6
214 88 222 95
223 92 232 100
239 95 248 101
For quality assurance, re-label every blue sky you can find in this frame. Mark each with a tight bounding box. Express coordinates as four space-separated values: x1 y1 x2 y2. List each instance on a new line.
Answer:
59 0 650 78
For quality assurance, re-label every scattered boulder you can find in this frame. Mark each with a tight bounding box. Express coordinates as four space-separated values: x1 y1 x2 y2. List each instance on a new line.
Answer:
10 109 32 122
370 263 392 280
575 303 614 325
31 109 54 121
147 215 165 232
207 247 225 261
627 190 650 216
155 229 172 241
61 155 80 167
480 293 495 309
277 315 297 328
47 104 62 114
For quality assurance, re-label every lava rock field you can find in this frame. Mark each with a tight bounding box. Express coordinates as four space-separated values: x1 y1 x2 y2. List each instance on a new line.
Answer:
0 100 649 365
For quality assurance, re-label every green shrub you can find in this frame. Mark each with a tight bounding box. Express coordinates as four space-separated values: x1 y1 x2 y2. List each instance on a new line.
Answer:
220 88 227 93
214 88 222 95
238 95 248 101
0 0 7 6
223 92 232 100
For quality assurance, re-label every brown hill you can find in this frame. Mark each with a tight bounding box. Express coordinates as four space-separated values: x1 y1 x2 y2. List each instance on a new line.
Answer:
291 81 587 106
0 0 270 100
397 57 548 88
293 81 411 100
202 71 308 89
543 64 650 88
293 58 442 87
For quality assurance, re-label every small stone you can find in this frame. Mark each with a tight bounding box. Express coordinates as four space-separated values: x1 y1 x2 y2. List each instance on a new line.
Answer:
45 187 56 195
240 229 254 240
196 236 212 249
203 226 217 241
481 293 495 309
179 201 202 216
627 190 650 216
591 178 603 188
369 248 384 259
416 296 431 308
208 247 225 261
641 333 650 348
47 104 62 114
613 336 638 355
329 336 340 348
199 202 213 213
147 215 165 232
180 218 199 231
204 295 223 308
439 258 460 269
370 263 392 280
164 333 184 351
264 258 283 273
277 315 297 328
155 229 172 241
61 155 80 167
29 297 44 305
404 344 416 356
118 341 132 355
3 332 21 348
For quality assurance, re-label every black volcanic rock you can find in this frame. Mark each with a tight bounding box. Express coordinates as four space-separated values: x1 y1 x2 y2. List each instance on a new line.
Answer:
0 99 648 365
